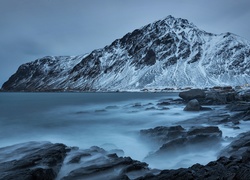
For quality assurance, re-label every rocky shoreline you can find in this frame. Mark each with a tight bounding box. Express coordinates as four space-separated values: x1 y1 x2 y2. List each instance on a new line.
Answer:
0 88 249 180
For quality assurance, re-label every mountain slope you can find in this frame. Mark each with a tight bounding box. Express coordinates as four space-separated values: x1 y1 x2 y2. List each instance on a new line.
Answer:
2 15 250 91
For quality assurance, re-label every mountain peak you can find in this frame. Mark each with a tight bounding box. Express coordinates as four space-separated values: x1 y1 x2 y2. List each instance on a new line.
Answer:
163 15 189 25
2 16 250 91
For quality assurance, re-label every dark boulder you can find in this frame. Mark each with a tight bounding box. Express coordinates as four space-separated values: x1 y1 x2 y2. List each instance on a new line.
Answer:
184 99 212 111
179 89 205 101
184 99 201 111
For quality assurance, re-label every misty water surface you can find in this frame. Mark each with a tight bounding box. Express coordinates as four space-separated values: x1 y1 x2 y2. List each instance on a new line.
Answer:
1 92 248 169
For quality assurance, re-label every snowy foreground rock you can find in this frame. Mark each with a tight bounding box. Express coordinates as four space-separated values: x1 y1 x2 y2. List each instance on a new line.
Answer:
2 15 250 91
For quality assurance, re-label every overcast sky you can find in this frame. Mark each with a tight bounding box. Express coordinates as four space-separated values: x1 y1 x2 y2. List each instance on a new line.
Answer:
1 0 250 87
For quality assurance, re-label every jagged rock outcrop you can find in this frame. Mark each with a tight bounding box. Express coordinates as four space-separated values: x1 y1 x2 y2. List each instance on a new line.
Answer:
0 142 157 180
141 125 222 162
138 131 250 180
2 15 250 91
0 141 68 180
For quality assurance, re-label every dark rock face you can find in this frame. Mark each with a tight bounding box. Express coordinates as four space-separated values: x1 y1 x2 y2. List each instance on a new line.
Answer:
143 49 156 66
179 89 206 101
0 141 68 180
70 53 101 79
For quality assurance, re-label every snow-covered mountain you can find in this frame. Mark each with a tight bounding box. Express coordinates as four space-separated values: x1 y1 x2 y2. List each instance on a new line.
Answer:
2 15 250 91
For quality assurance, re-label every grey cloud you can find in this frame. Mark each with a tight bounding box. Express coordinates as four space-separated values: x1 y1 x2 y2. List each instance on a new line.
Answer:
0 0 250 86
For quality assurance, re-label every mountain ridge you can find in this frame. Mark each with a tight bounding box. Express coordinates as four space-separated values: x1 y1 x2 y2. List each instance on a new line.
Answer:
2 15 250 91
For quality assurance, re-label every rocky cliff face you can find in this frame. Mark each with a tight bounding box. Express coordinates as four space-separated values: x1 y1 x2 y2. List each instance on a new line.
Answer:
2 15 250 91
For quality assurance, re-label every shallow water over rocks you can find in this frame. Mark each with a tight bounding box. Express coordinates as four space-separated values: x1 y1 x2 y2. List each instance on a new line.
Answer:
0 91 250 179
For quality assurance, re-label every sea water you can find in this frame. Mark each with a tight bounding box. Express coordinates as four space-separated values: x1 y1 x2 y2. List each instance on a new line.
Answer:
0 92 247 169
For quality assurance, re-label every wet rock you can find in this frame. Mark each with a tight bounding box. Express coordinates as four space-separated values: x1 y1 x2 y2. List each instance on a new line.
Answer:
184 99 212 111
140 125 186 146
203 90 228 105
219 131 250 158
144 126 222 160
0 142 68 180
67 153 91 164
227 102 250 112
229 110 250 122
171 98 184 104
187 126 222 137
159 107 170 110
95 109 106 113
200 90 238 105
132 103 142 108
59 146 152 180
184 99 201 111
179 89 206 101
236 89 250 102
105 105 119 110
139 132 250 180
145 107 156 111
167 126 220 148
242 91 250 102
157 101 171 106
138 155 250 180
179 107 233 125
180 87 245 106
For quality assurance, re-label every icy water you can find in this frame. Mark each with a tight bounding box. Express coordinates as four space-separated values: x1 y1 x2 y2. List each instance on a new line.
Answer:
0 92 248 169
